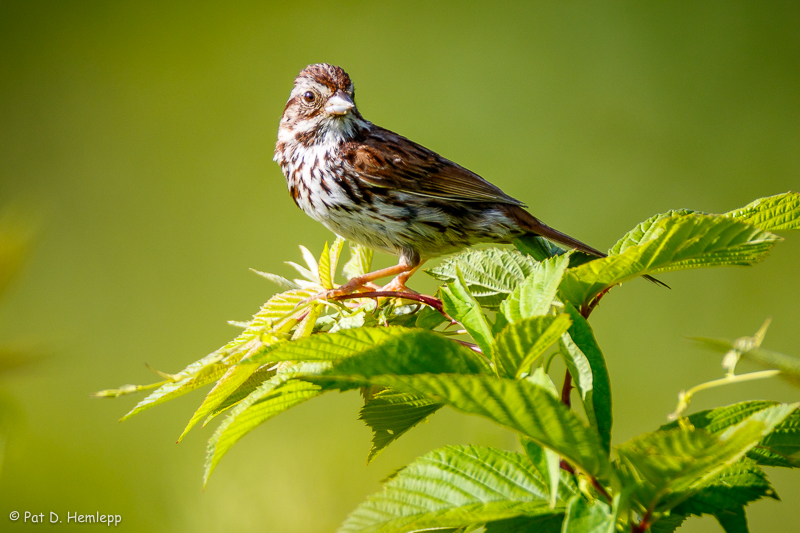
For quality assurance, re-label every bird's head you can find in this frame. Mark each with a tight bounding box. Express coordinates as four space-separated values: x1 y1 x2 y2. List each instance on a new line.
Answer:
278 63 367 146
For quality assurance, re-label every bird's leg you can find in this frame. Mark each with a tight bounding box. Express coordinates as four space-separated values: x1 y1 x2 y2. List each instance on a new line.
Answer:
380 261 425 294
333 262 412 296
314 256 423 302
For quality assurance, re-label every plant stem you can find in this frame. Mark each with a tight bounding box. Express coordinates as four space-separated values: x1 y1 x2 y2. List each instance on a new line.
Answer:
561 371 572 407
562 288 601 406
590 477 613 503
331 291 450 319
669 369 781 420
631 509 653 533
453 339 482 353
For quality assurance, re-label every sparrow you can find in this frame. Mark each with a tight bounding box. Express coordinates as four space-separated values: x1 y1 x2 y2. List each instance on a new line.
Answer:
274 63 657 294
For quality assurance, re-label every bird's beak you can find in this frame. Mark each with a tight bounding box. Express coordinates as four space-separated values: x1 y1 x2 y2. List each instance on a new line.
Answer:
325 91 355 116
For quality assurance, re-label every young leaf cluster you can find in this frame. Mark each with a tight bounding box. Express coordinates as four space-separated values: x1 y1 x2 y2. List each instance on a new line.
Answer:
99 193 800 532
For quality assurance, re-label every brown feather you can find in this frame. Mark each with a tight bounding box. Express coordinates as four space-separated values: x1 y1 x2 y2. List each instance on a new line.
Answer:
508 206 670 288
341 126 525 206
507 206 606 256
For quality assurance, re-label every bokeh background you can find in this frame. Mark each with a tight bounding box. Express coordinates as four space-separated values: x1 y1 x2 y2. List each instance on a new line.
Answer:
1 1 798 531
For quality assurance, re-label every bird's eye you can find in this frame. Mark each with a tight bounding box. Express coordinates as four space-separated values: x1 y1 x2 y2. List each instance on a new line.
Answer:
302 91 315 103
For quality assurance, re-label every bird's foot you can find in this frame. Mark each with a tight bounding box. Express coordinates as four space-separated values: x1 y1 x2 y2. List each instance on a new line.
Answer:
380 277 418 295
304 277 371 303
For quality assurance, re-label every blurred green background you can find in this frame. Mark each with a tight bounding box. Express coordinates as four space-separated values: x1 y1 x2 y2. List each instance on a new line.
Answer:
1 1 798 531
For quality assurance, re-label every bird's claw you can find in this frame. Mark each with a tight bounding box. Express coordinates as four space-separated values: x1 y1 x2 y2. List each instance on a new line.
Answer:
301 277 369 304
379 279 417 295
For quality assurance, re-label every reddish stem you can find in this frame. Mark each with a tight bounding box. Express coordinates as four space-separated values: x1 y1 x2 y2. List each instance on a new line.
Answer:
631 513 652 533
560 371 572 407
563 286 609 406
453 339 482 353
582 285 613 317
331 291 450 319
590 477 613 503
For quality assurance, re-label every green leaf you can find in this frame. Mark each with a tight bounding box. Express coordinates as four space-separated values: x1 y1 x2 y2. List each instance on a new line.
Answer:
491 310 509 337
440 270 495 361
249 268 301 290
662 401 800 468
500 254 570 323
414 304 447 330
291 302 322 339
712 506 748 533
494 315 572 378
343 242 374 280
119 284 318 421
204 377 322 486
120 364 229 422
484 513 564 533
360 390 442 463
663 401 778 434
426 248 538 309
672 459 778 520
326 330 489 382
202 365 276 423
316 236 344 290
328 308 371 333
648 513 688 533
245 327 412 366
562 496 612 533
559 303 613 454
608 210 695 255
178 362 263 442
224 288 318 348
286 245 320 283
513 234 566 261
560 213 782 307
525 367 559 397
521 438 562 509
724 192 800 231
756 408 800 468
248 287 319 323
337 445 572 533
329 235 345 277
608 193 799 258
123 287 324 422
618 216 778 275
318 241 333 289
348 374 614 481
616 403 797 512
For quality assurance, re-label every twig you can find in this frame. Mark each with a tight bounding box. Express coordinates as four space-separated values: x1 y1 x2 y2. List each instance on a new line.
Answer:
668 369 781 421
631 509 653 533
558 461 611 503
561 371 572 407
453 339 482 353
331 291 450 319
582 285 613 318
590 477 613 503
565 287 606 406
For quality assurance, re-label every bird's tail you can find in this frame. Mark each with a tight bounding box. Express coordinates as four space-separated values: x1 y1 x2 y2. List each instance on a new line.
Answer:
525 221 607 258
510 206 669 288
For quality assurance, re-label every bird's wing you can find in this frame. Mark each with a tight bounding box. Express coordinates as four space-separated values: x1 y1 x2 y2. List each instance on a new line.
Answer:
339 126 525 206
